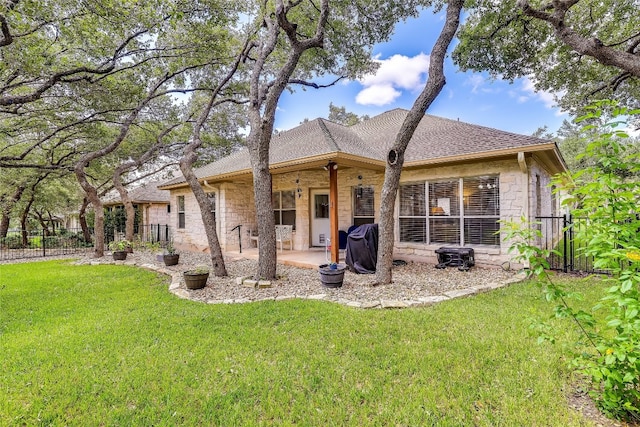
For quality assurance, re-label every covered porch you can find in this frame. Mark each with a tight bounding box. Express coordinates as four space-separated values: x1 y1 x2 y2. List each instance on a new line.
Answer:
225 247 347 270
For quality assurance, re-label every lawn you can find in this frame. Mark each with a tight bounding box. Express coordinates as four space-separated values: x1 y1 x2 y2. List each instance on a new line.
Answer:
0 260 604 426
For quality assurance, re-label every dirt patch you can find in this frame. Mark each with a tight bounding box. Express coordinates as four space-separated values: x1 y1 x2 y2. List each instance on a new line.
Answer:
567 384 638 427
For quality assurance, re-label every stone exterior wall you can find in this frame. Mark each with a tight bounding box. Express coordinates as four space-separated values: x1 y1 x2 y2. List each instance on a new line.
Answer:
168 181 256 253
143 203 170 226
169 156 558 268
392 159 528 267
219 180 255 252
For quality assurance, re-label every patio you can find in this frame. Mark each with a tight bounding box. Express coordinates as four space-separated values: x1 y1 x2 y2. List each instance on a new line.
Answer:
226 247 345 270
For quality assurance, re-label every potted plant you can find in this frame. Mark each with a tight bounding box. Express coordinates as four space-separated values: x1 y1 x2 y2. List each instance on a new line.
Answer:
109 240 132 261
184 266 209 290
318 262 346 288
162 241 180 266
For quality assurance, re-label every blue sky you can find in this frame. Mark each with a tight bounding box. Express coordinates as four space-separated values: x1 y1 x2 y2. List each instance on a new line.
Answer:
274 8 569 136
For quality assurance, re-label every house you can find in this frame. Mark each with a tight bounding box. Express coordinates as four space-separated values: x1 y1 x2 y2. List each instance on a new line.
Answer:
102 181 171 241
158 109 567 267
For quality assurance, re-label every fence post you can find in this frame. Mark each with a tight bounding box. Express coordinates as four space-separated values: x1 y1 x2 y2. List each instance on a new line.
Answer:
562 214 569 273
42 228 46 257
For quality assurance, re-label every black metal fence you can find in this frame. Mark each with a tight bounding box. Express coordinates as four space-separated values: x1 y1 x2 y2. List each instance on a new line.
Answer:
0 228 93 261
1 224 171 262
535 215 600 273
105 224 171 246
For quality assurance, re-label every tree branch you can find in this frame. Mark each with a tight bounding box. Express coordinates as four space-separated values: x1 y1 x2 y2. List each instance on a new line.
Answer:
288 75 345 89
517 0 640 77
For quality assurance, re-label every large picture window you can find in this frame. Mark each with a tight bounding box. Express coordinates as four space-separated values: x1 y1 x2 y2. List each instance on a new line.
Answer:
399 176 500 246
177 195 185 229
273 190 296 230
353 186 375 226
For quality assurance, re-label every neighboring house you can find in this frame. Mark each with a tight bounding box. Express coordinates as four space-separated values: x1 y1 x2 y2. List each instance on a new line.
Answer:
159 109 567 267
103 181 171 240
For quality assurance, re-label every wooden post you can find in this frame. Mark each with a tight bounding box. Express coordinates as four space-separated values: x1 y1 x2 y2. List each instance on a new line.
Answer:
329 162 339 263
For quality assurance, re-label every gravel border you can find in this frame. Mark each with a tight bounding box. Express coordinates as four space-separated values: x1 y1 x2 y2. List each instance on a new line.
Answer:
69 250 524 309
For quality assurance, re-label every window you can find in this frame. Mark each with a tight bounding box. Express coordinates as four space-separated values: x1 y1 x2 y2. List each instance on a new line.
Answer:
207 192 216 221
273 190 296 230
463 176 500 246
399 176 500 246
399 183 426 242
177 195 185 229
353 186 375 226
429 180 460 245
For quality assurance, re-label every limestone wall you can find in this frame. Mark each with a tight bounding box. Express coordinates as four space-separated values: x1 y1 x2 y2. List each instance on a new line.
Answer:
169 157 558 268
144 203 170 226
393 158 529 268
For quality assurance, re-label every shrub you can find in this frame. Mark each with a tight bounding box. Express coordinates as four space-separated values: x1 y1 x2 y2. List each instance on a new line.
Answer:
505 101 640 422
1 235 24 249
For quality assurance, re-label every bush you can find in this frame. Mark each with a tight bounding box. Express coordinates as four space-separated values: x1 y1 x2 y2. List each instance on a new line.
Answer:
43 236 62 248
505 101 640 422
1 235 24 249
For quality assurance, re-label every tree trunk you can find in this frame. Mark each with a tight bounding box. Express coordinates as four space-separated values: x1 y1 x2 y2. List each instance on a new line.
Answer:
245 0 328 280
113 171 137 242
75 167 105 257
249 131 277 280
79 197 92 243
0 184 25 237
19 193 34 246
179 159 228 276
375 0 464 284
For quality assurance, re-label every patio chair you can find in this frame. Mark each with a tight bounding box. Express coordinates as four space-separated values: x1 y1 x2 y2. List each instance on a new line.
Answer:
275 225 293 252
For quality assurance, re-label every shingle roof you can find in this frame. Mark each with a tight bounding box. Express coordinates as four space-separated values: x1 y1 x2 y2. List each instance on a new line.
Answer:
350 108 551 163
160 109 562 188
104 181 170 205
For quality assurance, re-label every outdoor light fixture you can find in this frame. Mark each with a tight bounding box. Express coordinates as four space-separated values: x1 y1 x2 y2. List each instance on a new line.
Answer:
323 162 338 171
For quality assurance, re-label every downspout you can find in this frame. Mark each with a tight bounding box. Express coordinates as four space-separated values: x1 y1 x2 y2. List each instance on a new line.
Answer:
517 152 530 269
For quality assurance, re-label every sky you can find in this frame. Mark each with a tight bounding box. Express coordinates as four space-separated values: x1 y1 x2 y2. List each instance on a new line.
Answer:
274 7 569 137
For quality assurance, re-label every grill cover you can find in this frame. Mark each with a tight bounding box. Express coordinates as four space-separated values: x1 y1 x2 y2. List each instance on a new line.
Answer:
345 223 379 274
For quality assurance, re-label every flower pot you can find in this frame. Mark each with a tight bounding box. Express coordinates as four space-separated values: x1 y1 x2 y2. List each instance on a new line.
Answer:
318 264 346 288
163 254 179 266
112 251 127 261
184 270 209 290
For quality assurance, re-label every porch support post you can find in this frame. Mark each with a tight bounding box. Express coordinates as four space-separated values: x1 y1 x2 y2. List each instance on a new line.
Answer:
329 162 339 263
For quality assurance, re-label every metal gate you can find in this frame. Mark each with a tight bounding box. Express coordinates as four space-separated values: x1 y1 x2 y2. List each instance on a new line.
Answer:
535 215 599 273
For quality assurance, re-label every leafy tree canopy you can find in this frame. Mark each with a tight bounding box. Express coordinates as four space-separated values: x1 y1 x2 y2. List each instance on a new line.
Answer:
327 102 369 126
453 0 640 115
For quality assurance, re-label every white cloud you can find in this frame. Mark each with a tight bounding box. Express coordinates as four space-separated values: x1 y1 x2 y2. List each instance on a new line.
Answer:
521 77 567 116
356 85 401 106
355 53 430 106
466 75 485 94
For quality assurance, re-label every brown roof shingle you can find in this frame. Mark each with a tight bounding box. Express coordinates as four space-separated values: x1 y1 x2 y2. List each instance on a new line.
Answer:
160 109 562 188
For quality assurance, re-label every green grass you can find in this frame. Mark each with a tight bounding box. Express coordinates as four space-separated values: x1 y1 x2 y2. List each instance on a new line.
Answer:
0 261 605 426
